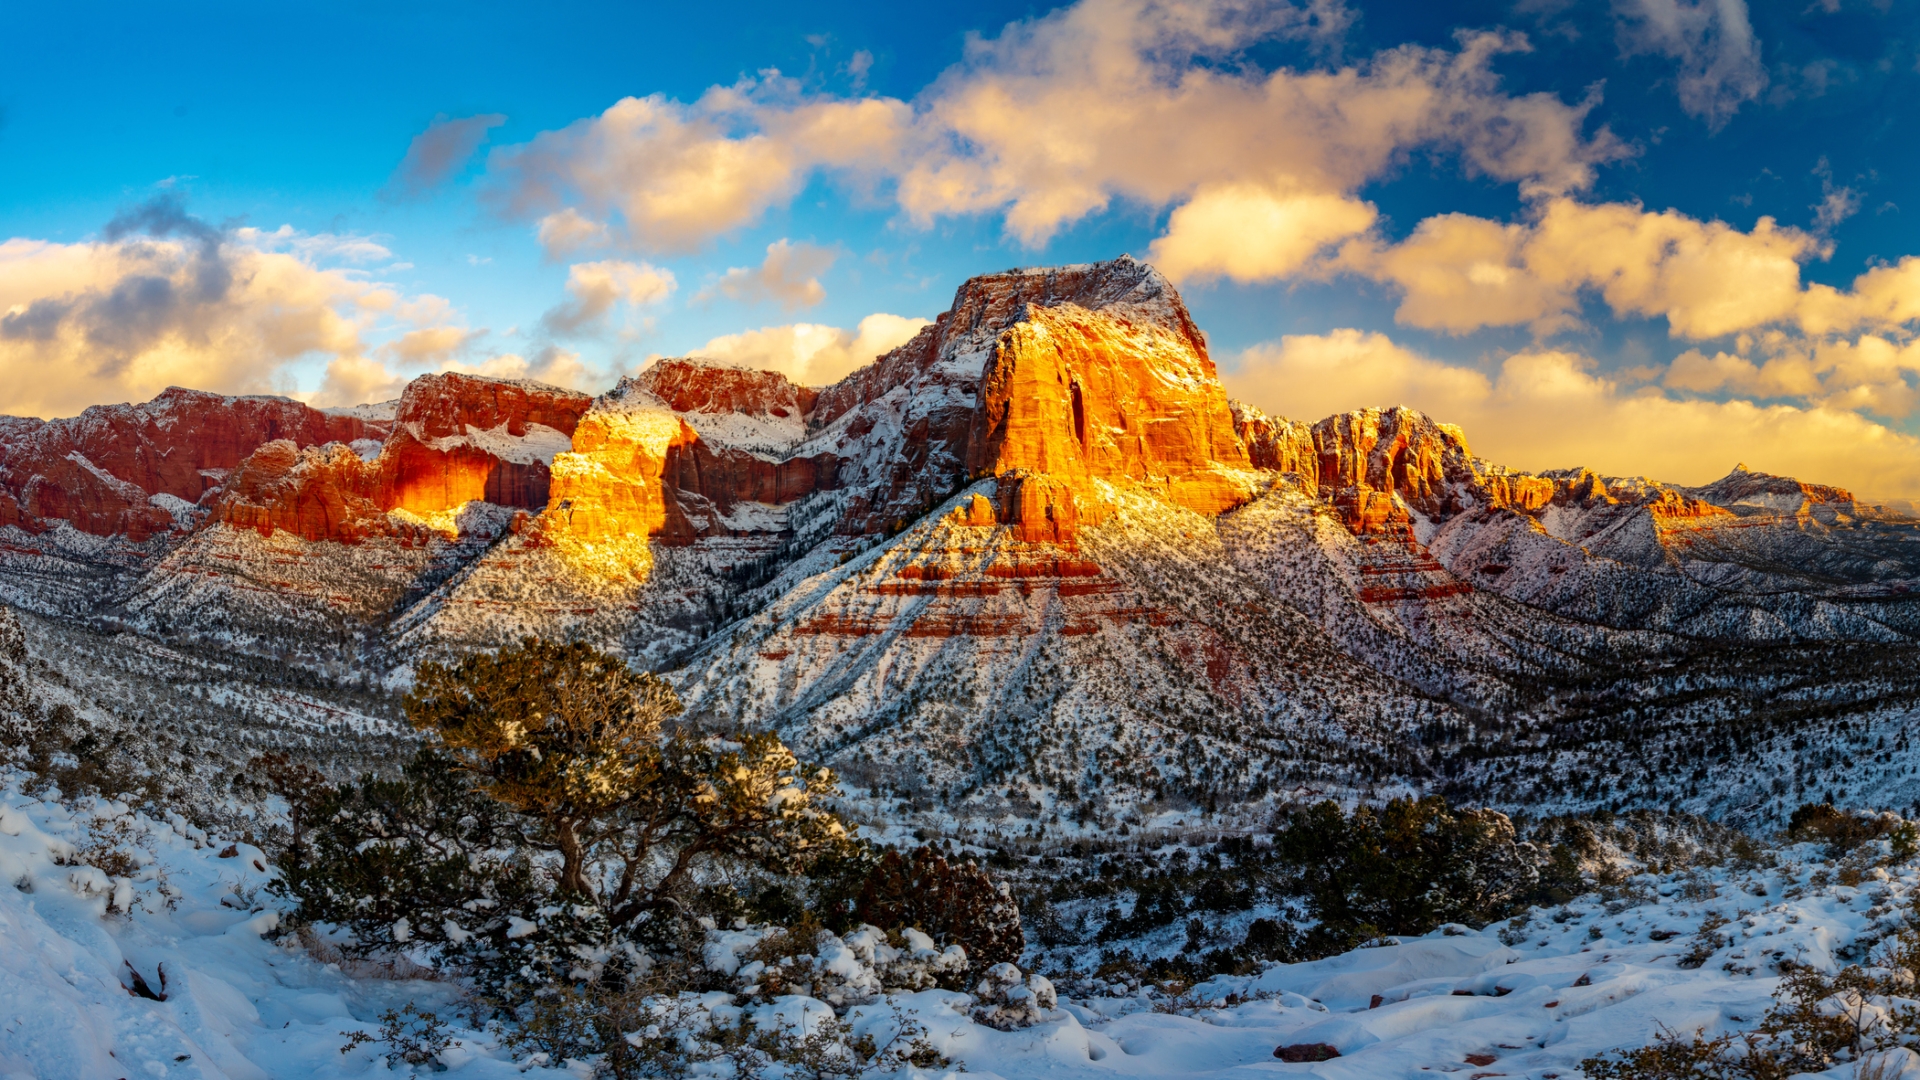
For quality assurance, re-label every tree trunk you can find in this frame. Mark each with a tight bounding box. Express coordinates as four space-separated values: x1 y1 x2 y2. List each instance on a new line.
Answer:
555 819 592 897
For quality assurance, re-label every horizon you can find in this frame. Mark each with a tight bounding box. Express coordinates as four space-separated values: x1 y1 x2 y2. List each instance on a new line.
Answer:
5 0 1920 497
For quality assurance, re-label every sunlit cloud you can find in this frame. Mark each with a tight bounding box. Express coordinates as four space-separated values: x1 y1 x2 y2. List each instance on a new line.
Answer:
668 312 928 387
0 196 402 418
540 259 676 337
485 0 1622 258
696 239 836 309
1224 328 1920 499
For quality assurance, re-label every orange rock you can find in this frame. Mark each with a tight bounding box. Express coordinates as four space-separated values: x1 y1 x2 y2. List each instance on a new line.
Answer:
543 409 695 544
963 300 1255 542
217 441 408 543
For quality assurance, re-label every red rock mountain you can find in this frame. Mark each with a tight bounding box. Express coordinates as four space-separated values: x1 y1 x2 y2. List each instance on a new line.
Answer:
2 257 1914 825
0 388 383 541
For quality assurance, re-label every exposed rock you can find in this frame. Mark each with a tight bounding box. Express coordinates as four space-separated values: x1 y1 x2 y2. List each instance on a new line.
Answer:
382 373 591 516
810 255 1217 537
0 387 384 538
1232 403 1318 483
1690 462 1855 517
965 302 1254 536
217 441 430 544
215 374 592 543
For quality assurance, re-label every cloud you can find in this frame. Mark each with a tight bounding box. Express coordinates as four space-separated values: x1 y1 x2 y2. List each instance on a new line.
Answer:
485 0 1622 257
382 113 507 200
384 325 477 367
1614 0 1767 129
674 312 929 387
1147 181 1376 283
898 10 1618 245
490 87 908 253
1339 198 1837 339
697 239 837 309
1224 328 1920 499
534 209 611 259
0 205 393 417
540 259 676 336
235 224 393 263
1330 197 1920 344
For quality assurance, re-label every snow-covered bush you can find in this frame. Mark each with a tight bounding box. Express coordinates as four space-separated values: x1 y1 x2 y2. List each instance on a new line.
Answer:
855 845 1024 970
709 922 968 1007
970 962 1058 1030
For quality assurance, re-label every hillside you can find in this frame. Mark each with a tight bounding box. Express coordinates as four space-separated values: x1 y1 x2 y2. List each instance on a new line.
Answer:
1 256 1917 830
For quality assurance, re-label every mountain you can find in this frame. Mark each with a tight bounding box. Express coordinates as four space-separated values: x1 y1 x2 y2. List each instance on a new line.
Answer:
3 256 1917 827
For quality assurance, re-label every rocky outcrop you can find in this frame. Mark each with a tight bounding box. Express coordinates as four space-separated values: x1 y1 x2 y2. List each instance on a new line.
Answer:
0 387 385 540
217 441 429 544
215 374 592 543
381 374 591 517
616 363 833 540
809 256 1222 538
964 302 1254 536
1690 463 1855 516
1232 403 1318 483
544 407 693 545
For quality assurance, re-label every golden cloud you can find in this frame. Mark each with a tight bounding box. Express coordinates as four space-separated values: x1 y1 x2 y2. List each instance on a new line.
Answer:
672 313 929 388
0 233 384 418
488 0 1621 255
1225 328 1920 499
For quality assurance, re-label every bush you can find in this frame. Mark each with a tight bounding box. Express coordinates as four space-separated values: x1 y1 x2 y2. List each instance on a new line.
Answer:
278 636 1029 1058
855 846 1024 972
1271 796 1543 955
1787 802 1893 854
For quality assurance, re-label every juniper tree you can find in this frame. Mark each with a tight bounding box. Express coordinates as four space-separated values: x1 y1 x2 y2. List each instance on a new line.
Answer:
404 638 849 922
406 638 682 897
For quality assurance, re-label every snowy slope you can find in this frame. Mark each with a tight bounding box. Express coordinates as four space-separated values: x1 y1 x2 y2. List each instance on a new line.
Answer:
3 772 1917 1078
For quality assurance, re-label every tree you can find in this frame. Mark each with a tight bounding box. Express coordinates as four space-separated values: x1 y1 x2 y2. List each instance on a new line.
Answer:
405 638 682 897
403 638 849 926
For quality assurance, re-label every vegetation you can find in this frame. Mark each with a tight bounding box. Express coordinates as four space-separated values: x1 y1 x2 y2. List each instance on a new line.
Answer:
1583 926 1920 1079
267 638 1026 1074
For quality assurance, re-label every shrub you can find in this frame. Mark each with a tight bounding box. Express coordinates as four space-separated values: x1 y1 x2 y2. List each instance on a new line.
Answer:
1787 802 1891 854
1271 796 1543 955
855 846 1024 971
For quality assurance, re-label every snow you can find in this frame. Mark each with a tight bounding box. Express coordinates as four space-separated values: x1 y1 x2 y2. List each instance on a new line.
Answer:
417 421 572 466
321 400 399 423
7 754 1918 1079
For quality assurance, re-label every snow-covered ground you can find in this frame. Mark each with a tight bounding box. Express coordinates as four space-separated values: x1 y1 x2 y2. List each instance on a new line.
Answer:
3 771 1914 1079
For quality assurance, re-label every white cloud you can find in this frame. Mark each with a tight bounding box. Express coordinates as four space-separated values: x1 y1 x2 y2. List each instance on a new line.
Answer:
491 86 908 253
1334 198 1901 340
486 0 1622 260
697 239 837 309
674 312 929 387
1614 0 1768 129
534 208 612 259
541 259 676 336
1147 181 1376 283
1224 328 1920 499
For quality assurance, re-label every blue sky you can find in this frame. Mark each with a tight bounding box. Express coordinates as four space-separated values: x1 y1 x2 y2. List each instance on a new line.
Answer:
4 0 1920 496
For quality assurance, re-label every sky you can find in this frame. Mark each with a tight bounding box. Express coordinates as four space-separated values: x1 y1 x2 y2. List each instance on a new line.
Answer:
3 0 1920 498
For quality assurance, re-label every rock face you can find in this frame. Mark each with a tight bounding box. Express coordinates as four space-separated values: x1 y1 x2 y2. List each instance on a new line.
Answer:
10 255 1920 833
382 374 591 515
216 374 591 543
964 302 1254 536
0 388 384 541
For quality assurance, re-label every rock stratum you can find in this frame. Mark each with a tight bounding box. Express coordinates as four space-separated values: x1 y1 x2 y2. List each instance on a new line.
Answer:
3 256 1917 827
